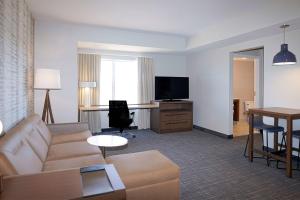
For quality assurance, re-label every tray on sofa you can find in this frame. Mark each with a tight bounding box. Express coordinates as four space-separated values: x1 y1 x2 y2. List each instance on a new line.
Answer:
80 164 126 199
81 164 114 197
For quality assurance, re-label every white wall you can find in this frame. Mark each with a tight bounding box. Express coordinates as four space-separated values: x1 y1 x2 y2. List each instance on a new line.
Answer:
34 20 187 123
187 28 300 135
152 54 187 76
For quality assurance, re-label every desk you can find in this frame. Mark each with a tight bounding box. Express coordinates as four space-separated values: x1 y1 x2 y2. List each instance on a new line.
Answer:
248 107 300 178
78 103 159 122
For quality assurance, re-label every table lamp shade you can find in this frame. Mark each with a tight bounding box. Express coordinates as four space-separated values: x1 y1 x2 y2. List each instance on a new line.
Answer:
0 120 4 137
34 69 61 90
79 81 96 88
0 120 3 135
79 82 96 107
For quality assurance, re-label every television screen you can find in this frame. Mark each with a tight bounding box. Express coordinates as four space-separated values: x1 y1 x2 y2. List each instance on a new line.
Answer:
155 76 189 100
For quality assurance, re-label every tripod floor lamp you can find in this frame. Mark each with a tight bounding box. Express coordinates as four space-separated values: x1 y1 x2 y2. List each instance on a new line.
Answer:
34 69 61 124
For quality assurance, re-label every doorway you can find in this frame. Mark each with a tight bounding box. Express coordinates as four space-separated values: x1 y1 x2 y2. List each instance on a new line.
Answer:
230 48 264 137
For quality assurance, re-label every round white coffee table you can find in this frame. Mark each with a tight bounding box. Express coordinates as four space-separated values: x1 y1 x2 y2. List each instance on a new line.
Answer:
87 135 128 158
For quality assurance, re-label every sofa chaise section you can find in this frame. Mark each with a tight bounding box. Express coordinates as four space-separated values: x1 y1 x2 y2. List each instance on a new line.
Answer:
106 150 180 200
0 114 180 200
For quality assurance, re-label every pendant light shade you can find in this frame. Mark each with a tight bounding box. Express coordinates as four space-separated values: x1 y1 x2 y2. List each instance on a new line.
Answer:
273 44 297 65
273 24 297 66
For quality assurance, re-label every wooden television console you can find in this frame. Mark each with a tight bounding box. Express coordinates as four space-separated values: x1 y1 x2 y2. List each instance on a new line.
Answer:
150 100 193 133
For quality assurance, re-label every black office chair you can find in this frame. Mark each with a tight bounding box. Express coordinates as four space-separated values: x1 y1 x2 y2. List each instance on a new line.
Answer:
108 100 136 138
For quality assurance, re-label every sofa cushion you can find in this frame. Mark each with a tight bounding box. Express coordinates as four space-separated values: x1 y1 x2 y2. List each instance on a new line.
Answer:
47 141 101 161
26 114 52 145
24 128 49 162
35 119 52 145
27 114 52 145
0 121 43 175
105 150 180 189
51 130 91 145
0 154 18 175
43 154 106 171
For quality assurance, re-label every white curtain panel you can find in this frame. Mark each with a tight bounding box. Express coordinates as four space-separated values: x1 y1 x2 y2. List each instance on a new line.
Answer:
0 0 34 131
137 57 154 129
78 54 101 133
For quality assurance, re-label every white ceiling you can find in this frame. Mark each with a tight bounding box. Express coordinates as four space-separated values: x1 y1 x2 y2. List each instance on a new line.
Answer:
26 0 300 37
27 0 300 52
77 41 179 53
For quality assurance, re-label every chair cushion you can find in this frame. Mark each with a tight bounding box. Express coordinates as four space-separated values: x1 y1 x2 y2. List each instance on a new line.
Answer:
105 150 180 189
51 130 91 145
43 154 106 171
47 141 101 161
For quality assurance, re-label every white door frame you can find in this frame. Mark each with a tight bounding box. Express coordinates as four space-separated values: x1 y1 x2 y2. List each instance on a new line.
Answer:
229 49 264 135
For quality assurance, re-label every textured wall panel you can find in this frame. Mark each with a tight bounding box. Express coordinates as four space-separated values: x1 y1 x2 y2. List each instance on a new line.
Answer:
0 0 34 131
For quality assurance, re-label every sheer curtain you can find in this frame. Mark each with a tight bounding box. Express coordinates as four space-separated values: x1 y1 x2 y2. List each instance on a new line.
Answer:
78 54 101 133
137 57 154 129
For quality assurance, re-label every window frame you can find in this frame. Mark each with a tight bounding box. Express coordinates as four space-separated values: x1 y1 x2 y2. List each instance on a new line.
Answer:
100 56 138 105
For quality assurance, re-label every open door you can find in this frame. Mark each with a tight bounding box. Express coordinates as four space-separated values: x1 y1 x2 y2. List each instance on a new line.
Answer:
231 48 264 137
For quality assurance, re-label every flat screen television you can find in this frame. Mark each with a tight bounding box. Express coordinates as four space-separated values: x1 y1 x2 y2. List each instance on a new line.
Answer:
155 76 189 100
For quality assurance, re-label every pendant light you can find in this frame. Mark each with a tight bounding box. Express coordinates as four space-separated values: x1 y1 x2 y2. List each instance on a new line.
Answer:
273 24 297 66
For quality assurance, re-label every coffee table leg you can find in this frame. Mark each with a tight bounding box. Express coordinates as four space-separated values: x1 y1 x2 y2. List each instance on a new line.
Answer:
100 147 106 158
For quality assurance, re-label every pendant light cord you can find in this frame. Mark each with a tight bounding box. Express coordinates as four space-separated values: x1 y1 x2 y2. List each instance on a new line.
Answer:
283 26 286 44
280 24 289 44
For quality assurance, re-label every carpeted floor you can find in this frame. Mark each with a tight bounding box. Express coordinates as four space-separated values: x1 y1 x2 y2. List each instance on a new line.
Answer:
106 129 300 200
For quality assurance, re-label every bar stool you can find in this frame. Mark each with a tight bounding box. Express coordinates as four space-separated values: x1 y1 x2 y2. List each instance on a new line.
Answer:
277 130 300 169
244 116 285 166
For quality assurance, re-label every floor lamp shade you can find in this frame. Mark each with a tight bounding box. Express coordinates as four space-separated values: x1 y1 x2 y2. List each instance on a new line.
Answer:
34 68 61 124
34 69 61 90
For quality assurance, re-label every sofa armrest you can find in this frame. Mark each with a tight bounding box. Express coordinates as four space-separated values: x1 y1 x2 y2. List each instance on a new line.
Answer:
2 169 82 200
47 122 89 135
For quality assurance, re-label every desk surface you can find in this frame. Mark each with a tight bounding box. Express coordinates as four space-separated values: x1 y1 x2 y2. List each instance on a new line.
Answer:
79 103 159 111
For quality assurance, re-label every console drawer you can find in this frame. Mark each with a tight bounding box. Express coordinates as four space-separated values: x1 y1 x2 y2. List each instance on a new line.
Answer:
160 120 192 132
160 112 192 122
150 101 193 134
159 103 192 111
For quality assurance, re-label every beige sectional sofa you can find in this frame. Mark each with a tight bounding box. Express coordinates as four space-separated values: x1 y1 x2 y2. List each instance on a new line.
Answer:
0 114 180 200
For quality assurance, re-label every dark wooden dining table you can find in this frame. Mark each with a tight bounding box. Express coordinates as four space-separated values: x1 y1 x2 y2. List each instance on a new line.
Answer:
248 107 300 178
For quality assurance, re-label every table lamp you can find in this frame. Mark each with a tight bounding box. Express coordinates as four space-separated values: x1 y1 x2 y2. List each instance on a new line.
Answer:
34 68 61 124
79 81 96 107
0 120 2 191
0 120 4 137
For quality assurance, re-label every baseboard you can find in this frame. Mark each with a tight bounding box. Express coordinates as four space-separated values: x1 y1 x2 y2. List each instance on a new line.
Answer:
100 126 138 133
193 125 233 139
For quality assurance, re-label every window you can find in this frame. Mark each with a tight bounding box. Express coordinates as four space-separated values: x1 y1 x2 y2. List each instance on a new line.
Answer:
100 57 138 105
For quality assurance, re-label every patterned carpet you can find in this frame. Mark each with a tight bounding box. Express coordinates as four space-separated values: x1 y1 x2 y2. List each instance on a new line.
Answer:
107 129 300 200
